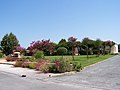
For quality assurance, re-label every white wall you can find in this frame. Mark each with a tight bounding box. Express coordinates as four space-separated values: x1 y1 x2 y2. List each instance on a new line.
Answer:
111 44 118 54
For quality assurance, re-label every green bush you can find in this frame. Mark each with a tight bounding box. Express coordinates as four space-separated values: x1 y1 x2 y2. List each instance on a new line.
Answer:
33 51 44 59
0 53 4 58
49 59 73 73
57 47 68 55
57 60 73 73
49 64 58 73
105 50 109 54
72 62 82 72
28 63 37 69
19 56 36 62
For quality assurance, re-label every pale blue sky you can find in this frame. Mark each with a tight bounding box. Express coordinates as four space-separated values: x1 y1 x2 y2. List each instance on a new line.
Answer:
0 0 120 47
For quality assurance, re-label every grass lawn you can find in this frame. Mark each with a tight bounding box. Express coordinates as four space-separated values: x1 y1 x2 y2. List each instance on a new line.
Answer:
45 55 115 68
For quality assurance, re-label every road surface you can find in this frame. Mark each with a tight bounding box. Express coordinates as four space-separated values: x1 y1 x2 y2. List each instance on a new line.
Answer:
0 55 120 90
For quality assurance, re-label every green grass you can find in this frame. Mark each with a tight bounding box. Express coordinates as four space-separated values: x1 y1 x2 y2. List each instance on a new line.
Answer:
45 55 115 68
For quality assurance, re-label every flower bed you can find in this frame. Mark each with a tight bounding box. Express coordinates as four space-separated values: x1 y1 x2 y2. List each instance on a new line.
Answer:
14 58 82 73
14 61 37 69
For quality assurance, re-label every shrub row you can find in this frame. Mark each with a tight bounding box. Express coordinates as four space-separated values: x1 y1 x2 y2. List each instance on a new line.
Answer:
14 61 37 69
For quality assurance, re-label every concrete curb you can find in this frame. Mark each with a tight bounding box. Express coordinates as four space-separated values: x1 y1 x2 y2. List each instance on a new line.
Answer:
49 71 76 77
0 62 15 65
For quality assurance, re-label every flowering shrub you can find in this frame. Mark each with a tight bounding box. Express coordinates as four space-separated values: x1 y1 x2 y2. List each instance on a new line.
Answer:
49 59 74 73
14 46 26 55
21 61 29 68
56 60 73 73
14 46 26 52
68 36 77 42
105 40 113 46
14 61 23 67
36 60 50 73
14 58 82 73
28 40 55 55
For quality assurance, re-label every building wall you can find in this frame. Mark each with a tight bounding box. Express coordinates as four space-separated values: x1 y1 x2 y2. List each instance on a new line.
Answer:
111 44 118 54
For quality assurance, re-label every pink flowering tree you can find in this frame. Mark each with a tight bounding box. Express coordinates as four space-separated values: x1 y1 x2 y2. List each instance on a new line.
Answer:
68 36 77 60
105 40 115 54
28 39 55 56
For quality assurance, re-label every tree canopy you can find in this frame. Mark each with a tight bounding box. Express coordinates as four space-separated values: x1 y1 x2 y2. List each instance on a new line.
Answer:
1 33 19 55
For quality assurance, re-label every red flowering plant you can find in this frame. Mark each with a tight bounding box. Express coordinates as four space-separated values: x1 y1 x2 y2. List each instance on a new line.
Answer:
55 61 61 66
105 40 115 47
68 36 77 42
105 40 115 54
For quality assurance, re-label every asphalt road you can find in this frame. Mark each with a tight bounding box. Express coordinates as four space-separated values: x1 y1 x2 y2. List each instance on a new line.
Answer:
0 71 102 90
0 55 120 90
47 55 120 90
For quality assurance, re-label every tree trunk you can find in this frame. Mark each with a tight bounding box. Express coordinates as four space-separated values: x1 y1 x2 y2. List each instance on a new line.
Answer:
103 46 106 56
86 47 89 59
109 46 112 54
72 47 74 60
62 54 63 60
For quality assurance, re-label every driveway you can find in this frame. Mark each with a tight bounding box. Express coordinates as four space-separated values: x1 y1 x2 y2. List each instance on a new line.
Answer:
46 55 120 90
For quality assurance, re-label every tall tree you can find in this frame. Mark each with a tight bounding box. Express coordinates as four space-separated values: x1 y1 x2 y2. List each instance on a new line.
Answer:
68 36 77 60
57 39 68 49
82 37 91 59
57 47 68 59
102 41 107 55
1 33 19 55
106 40 115 54
95 39 102 57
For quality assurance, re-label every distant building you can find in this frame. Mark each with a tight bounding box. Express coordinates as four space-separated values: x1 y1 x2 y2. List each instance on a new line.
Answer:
111 44 118 54
118 44 120 52
74 47 79 55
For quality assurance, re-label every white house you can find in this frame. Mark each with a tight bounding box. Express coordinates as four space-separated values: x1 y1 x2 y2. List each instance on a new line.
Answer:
111 44 118 54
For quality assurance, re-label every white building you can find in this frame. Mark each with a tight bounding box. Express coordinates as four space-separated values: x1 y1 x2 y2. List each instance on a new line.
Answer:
111 44 118 54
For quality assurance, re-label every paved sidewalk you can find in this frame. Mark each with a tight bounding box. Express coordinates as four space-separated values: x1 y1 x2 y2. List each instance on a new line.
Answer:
0 58 15 65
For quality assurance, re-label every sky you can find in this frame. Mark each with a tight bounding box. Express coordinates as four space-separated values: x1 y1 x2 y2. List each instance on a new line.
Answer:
0 0 120 48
